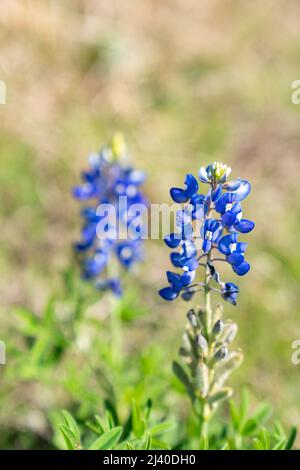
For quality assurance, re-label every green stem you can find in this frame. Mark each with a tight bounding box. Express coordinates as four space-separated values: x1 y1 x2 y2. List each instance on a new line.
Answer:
109 294 122 369
199 199 214 443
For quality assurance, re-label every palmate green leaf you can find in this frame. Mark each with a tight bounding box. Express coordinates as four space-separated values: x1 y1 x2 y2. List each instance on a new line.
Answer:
62 410 81 443
88 426 122 450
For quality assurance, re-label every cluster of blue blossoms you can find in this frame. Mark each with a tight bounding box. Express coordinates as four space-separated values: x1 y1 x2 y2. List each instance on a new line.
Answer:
159 162 255 305
73 135 147 296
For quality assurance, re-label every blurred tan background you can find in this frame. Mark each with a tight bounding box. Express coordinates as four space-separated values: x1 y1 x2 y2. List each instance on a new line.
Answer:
0 0 300 446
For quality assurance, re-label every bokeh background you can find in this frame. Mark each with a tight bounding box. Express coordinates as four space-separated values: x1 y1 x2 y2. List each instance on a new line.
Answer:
0 0 300 449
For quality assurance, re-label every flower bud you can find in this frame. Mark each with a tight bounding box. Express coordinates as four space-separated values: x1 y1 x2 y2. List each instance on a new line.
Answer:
187 309 198 328
212 319 224 336
220 322 238 344
196 334 208 354
214 346 228 361
195 363 209 397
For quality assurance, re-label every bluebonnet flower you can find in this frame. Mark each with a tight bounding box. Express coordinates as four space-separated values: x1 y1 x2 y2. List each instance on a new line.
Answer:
73 134 147 296
171 162 252 429
159 161 254 305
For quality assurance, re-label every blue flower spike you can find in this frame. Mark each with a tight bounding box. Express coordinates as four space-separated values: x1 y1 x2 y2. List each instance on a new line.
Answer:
159 161 254 305
73 134 147 296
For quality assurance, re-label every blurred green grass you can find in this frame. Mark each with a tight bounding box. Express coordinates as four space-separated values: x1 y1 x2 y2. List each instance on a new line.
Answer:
0 0 300 448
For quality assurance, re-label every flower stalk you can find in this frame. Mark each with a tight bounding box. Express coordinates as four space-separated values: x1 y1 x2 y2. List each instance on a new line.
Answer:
163 162 254 443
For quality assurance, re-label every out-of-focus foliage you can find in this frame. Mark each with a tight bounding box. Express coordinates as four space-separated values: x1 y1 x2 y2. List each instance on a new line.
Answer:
0 0 300 449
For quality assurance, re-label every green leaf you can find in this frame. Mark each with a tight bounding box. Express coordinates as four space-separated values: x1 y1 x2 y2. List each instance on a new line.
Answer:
105 410 115 429
94 415 106 434
240 389 250 425
131 399 146 438
172 361 191 391
59 425 76 450
143 432 152 450
242 419 257 436
285 426 297 450
272 439 287 450
62 410 81 443
149 422 175 436
252 403 272 424
208 387 233 406
200 435 209 450
259 428 271 449
253 438 264 450
88 426 122 450
229 400 240 430
150 438 170 450
14 307 39 335
242 404 272 436
220 442 230 450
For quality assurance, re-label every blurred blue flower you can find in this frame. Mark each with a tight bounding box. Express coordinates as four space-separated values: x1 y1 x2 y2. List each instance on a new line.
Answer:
73 135 147 296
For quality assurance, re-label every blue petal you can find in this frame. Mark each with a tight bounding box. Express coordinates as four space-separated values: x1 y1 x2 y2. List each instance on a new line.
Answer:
182 257 199 271
233 180 251 202
184 174 199 197
159 287 178 301
81 207 100 222
227 252 244 266
211 186 222 202
181 270 195 287
108 278 123 297
223 178 242 191
215 193 231 213
236 242 247 253
221 211 237 227
198 166 209 183
170 252 182 268
170 188 189 203
234 219 255 233
176 209 192 227
164 233 181 248
167 271 182 291
73 184 95 200
191 194 206 219
182 240 197 258
181 223 193 240
232 261 250 276
191 194 205 206
218 234 237 255
202 239 212 253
